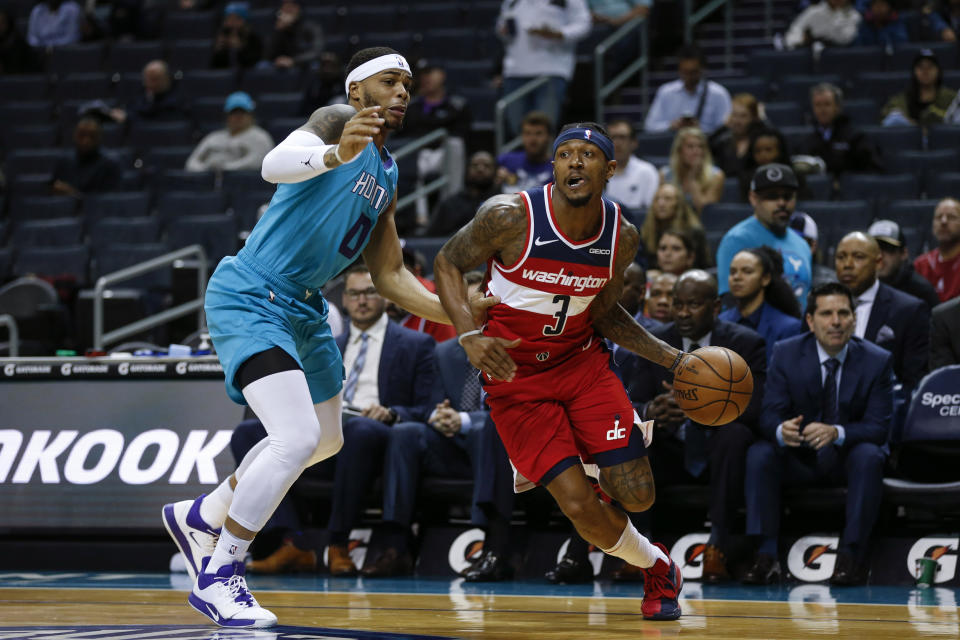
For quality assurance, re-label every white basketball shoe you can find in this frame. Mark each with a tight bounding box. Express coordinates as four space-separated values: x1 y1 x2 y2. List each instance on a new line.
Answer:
189 560 278 628
162 494 220 581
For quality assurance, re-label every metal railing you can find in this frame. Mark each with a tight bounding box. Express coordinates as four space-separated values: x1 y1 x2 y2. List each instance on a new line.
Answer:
92 245 208 351
495 75 550 155
393 128 449 214
684 0 734 71
594 15 649 123
0 314 18 357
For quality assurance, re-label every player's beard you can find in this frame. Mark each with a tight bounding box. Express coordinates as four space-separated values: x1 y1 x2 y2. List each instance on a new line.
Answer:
361 89 400 130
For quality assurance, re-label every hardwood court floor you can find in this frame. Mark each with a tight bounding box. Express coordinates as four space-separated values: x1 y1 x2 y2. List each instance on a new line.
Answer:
0 574 958 639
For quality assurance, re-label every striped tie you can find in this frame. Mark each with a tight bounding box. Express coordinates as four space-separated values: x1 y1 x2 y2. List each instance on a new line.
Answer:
343 332 369 404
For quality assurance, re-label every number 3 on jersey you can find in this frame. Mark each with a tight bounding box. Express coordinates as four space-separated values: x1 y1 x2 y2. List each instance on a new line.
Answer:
543 294 571 335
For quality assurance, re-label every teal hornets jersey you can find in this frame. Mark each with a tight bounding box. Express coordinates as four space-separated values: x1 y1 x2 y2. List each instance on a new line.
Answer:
243 140 398 288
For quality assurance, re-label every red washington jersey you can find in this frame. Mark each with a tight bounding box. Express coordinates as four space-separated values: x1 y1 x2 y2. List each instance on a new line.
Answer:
484 183 621 376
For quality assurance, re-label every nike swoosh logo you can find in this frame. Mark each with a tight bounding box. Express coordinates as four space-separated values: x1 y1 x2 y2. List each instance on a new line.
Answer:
205 603 221 622
534 237 559 246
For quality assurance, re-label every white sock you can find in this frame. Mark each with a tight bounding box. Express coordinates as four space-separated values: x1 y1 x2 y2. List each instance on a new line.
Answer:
199 479 233 528
601 518 667 569
206 527 252 573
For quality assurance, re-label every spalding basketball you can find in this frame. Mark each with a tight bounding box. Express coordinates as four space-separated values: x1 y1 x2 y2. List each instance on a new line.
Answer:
672 346 753 426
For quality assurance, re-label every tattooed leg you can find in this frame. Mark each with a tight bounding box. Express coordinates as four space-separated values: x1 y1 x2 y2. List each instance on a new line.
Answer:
599 457 656 512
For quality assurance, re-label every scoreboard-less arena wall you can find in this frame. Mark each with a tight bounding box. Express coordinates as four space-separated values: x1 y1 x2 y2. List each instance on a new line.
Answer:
0 357 243 531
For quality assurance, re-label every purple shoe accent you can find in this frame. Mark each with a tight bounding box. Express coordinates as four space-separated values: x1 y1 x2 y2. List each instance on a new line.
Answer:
188 592 258 627
163 503 198 577
186 494 221 536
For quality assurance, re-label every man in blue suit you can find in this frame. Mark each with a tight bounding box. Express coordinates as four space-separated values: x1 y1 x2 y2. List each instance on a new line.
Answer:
742 281 894 586
621 270 767 583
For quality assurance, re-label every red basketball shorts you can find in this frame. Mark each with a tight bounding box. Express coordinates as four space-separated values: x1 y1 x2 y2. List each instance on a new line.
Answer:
483 345 646 487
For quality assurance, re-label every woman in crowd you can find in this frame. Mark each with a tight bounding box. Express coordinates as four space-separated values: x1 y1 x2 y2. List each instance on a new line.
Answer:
654 229 712 278
882 49 958 127
639 183 709 269
660 126 725 213
719 246 803 362
709 93 764 178
738 126 793 199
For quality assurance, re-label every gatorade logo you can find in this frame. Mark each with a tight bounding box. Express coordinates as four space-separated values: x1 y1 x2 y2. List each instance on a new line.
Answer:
787 536 838 582
3 364 14 377
176 362 188 375
61 363 72 376
448 527 486 575
670 533 710 580
118 362 129 376
907 537 959 584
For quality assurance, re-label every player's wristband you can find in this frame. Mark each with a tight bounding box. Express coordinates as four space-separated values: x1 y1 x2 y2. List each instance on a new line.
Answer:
457 329 483 346
668 351 685 372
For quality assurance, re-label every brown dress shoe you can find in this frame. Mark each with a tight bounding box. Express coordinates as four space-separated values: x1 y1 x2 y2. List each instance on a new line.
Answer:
328 543 359 576
361 547 414 578
247 540 317 574
612 561 644 582
702 544 731 583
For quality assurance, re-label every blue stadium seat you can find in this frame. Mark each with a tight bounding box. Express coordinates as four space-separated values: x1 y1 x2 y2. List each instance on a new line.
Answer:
636 131 676 157
926 172 960 199
719 76 768 100
358 32 414 56
464 1 502 28
4 124 58 149
0 101 54 128
156 191 225 221
106 41 165 74
804 173 832 200
880 199 933 230
128 121 194 149
89 217 161 252
443 60 495 91
840 173 919 202
11 218 84 248
420 28 478 60
850 71 907 100
701 202 753 233
719 177 742 203
84 192 152 222
0 75 48 100
884 149 960 194
191 96 228 125
763 101 804 127
926 125 960 153
459 86 496 127
5 149 66 177
164 11 218 40
53 72 114 102
266 117 304 143
245 8 276 39
9 196 77 221
166 39 215 74
241 67 302 96
222 169 269 196
817 46 885 79
747 49 813 80
888 42 957 73
0 248 11 284
255 93 302 120
180 70 239 99
843 98 879 126
402 237 449 277
342 6 403 35
165 213 238 267
230 189 274 231
780 126 811 154
10 174 53 197
861 125 922 154
93 243 172 289
48 43 105 74
412 2 466 30
142 146 196 171
155 170 217 191
14 244 90 283
796 200 873 253
777 74 842 105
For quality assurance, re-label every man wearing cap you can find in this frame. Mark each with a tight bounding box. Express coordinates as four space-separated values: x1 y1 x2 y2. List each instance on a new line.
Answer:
186 92 274 173
716 163 812 307
868 219 940 310
915 198 960 303
161 47 499 628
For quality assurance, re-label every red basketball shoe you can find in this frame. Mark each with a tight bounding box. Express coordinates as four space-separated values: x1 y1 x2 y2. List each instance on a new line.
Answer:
640 543 682 620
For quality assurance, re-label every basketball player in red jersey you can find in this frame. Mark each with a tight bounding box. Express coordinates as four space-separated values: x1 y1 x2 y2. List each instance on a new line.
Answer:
434 123 685 620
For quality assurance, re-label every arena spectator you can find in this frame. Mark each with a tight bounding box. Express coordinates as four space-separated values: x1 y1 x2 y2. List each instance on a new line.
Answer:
265 0 323 70
298 52 345 115
426 151 499 237
720 246 804 363
210 2 262 70
938 0 960 38
656 229 712 277
784 0 861 49
111 60 193 126
915 198 960 302
605 118 659 213
27 0 82 47
716 164 812 307
639 183 706 268
185 92 274 173
881 49 958 127
385 248 457 344
644 45 731 135
743 282 893 586
868 219 941 310
660 127 725 213
930 297 960 368
800 83 882 176
50 117 121 198
788 212 836 287
709 93 764 179
589 0 650 25
854 0 909 46
738 127 799 201
0 9 37 73
497 111 554 194
646 271 677 323
835 231 929 390
496 0 591 137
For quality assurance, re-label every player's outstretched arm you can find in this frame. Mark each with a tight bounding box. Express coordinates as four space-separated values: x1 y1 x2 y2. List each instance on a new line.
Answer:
592 219 684 371
261 105 383 184
434 195 526 381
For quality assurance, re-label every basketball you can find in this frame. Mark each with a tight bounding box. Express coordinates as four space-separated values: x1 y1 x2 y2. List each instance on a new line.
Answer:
672 346 753 426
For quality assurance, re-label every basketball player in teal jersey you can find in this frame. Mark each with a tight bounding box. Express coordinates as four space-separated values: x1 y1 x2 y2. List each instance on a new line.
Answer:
161 47 509 628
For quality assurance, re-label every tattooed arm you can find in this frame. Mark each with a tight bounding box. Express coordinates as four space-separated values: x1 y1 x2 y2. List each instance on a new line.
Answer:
434 194 526 381
261 104 382 183
591 217 683 371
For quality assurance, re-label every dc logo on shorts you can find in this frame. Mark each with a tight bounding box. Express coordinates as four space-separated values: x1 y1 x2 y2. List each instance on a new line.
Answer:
536 352 550 361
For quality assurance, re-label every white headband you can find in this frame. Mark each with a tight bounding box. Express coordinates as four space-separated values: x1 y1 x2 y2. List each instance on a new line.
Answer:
344 54 412 95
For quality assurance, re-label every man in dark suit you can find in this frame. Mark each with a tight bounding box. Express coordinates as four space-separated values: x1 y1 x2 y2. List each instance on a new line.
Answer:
622 270 767 583
743 282 894 586
835 231 929 390
237 264 437 577
931 297 960 369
